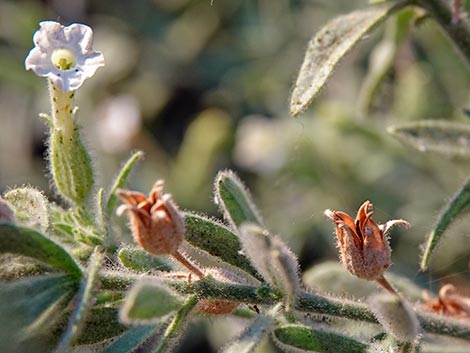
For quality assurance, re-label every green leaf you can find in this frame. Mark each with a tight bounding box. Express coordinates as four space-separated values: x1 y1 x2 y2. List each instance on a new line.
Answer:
273 324 369 353
118 247 174 272
121 279 184 324
184 212 260 279
106 151 144 217
102 324 164 353
221 304 279 353
0 223 82 278
56 247 104 350
0 274 77 351
290 1 405 116
388 120 470 159
214 170 263 228
420 178 470 271
4 186 49 231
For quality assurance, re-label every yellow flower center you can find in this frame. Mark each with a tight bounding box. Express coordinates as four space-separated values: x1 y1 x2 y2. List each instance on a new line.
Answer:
51 48 76 70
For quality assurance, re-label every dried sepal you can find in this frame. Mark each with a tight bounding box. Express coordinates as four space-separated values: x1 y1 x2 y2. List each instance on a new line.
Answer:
117 180 185 256
324 201 409 286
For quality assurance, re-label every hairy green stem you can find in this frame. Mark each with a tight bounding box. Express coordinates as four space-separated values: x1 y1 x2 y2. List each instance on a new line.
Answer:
414 0 470 62
101 271 470 340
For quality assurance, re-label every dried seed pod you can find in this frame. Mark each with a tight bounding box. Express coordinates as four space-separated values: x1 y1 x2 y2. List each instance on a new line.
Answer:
324 201 409 281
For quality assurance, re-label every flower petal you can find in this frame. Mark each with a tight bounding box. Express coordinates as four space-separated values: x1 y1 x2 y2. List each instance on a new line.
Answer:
25 21 104 92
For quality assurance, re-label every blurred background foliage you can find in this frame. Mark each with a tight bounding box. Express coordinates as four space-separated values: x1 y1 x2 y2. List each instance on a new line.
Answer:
0 0 469 350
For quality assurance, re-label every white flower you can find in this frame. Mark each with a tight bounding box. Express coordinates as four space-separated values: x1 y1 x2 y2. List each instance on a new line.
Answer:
25 21 104 92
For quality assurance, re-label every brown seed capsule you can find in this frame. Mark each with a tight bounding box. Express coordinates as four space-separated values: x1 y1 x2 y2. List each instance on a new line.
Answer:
324 201 409 282
116 180 185 256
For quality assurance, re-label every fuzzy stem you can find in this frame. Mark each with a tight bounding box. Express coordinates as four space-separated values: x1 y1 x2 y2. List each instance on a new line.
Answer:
376 275 399 296
414 0 470 63
100 271 470 340
171 250 205 279
49 80 75 142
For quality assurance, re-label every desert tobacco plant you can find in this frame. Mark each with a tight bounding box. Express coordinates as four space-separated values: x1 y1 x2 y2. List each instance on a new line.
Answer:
1 0 470 352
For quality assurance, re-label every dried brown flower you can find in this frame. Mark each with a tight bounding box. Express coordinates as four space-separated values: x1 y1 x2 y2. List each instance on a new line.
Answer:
324 201 409 292
422 284 470 320
117 180 185 256
117 180 205 279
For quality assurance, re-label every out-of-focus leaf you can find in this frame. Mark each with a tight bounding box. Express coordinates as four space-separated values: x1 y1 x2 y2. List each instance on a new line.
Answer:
4 186 49 231
290 1 405 116
120 279 184 324
184 212 259 279
102 324 164 353
238 223 276 286
368 293 420 343
273 324 369 353
357 8 415 116
420 178 470 271
238 223 300 307
106 150 144 217
303 261 423 300
0 274 77 351
0 223 81 278
214 170 263 228
57 247 104 350
388 120 470 159
221 304 279 353
118 247 174 272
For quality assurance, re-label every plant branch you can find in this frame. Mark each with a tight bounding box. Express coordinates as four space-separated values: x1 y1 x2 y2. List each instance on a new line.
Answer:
100 271 470 340
414 0 470 63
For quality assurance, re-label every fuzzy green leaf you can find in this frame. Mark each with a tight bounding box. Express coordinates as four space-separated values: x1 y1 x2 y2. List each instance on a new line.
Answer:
121 279 184 324
118 247 174 272
0 223 81 277
221 304 279 353
76 307 127 345
184 212 259 278
214 170 263 228
4 187 49 231
273 324 369 353
290 1 404 116
388 120 470 159
106 151 144 216
420 178 470 271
